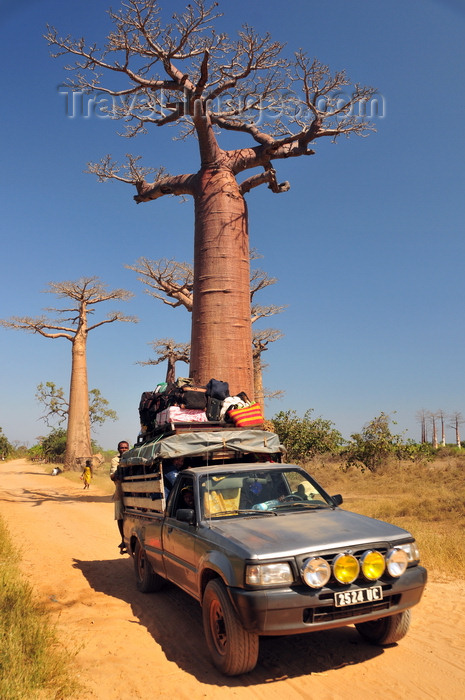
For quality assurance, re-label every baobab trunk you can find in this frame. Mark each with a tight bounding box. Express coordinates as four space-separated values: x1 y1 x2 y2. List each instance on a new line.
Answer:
64 334 92 470
190 166 253 398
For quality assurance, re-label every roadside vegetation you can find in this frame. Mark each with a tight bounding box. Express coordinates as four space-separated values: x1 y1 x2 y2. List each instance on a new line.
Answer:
0 517 80 700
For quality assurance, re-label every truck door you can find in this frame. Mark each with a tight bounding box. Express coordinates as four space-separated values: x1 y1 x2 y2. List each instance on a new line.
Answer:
161 475 200 599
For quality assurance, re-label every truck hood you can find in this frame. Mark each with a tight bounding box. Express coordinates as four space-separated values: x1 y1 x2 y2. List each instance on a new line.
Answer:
206 508 413 560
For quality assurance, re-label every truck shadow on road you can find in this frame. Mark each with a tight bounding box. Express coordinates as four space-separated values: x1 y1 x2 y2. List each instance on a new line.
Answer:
73 557 384 686
0 488 112 507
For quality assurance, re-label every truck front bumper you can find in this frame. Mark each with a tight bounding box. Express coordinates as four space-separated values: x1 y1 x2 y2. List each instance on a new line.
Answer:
228 565 427 635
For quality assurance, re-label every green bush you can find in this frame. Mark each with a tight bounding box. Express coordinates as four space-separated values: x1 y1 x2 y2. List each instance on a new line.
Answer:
271 409 344 462
41 428 67 462
0 427 13 459
343 412 433 472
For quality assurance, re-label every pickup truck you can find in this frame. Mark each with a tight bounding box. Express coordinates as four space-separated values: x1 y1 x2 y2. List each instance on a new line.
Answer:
118 427 427 676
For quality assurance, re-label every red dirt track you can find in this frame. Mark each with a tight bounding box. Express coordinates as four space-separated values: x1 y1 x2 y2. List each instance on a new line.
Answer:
1 459 464 699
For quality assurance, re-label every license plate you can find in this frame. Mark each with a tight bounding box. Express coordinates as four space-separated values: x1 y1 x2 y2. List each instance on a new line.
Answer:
334 586 383 607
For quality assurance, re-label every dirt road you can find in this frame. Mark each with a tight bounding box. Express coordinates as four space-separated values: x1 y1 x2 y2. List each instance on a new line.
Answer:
1 459 464 700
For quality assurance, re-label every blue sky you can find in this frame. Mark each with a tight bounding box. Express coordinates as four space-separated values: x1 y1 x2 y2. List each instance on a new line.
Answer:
1 0 464 450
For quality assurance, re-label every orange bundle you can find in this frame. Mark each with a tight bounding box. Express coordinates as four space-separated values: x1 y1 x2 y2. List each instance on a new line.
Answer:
228 403 264 427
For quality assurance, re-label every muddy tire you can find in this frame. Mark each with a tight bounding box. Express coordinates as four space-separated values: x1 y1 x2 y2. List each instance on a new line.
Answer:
202 579 259 676
355 609 411 645
134 541 164 593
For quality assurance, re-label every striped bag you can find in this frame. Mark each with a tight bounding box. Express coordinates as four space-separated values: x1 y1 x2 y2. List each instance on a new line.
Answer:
228 402 264 427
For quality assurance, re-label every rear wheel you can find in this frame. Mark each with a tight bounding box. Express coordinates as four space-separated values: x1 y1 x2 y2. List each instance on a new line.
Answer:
202 579 259 676
355 609 411 645
134 541 164 593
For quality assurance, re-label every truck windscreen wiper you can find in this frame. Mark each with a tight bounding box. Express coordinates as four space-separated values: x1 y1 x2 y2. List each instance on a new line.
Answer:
209 508 277 517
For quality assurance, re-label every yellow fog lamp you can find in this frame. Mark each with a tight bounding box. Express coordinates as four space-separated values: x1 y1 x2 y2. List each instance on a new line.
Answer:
302 557 331 589
386 548 409 577
360 550 385 580
333 553 359 584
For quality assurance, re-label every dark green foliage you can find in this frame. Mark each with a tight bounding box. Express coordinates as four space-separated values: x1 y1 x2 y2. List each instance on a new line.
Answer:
89 388 117 426
0 427 13 459
40 429 67 461
36 381 117 429
271 409 344 462
343 412 432 472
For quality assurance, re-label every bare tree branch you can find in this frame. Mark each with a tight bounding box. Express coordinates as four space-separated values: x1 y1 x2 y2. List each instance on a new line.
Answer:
46 0 376 193
126 257 194 310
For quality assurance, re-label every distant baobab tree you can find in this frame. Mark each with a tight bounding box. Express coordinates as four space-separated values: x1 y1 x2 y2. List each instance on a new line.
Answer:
129 253 286 402
138 338 190 384
1 278 136 469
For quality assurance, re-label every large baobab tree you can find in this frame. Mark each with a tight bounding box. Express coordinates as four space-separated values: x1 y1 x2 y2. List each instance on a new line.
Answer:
0 278 136 469
46 0 374 397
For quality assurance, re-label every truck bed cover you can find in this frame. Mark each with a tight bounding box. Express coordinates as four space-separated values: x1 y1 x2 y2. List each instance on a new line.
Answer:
122 429 283 467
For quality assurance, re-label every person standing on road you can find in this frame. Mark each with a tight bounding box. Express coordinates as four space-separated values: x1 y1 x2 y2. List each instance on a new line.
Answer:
110 440 130 554
81 459 93 489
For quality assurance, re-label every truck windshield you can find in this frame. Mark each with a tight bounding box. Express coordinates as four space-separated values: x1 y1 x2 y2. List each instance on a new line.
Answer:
199 468 332 518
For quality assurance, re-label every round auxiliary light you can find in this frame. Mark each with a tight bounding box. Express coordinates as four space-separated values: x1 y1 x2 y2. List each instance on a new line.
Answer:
386 548 409 578
360 550 386 580
302 557 331 589
333 553 360 584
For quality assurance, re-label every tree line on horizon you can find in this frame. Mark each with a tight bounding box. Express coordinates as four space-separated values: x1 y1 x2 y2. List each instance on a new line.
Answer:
2 405 463 474
416 409 463 448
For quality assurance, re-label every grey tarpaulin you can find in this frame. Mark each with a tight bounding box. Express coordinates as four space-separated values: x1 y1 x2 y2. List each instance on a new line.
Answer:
121 430 284 468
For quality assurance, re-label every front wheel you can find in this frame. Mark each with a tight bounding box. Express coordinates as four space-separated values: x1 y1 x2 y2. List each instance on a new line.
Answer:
202 579 259 676
134 541 164 593
355 609 411 645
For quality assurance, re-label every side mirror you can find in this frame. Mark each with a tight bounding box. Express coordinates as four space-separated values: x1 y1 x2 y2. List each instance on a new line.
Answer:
331 494 343 506
176 508 196 525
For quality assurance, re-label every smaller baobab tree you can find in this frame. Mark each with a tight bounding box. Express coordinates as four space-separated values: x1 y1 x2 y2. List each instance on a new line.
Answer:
427 411 439 450
137 338 190 384
437 409 447 448
416 409 428 444
252 328 284 410
449 411 464 449
0 277 136 470
128 253 285 403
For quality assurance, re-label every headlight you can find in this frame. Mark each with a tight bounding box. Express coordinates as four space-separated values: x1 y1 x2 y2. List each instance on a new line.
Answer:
302 557 331 588
246 562 293 586
333 553 359 584
386 548 409 577
360 550 386 580
396 541 420 562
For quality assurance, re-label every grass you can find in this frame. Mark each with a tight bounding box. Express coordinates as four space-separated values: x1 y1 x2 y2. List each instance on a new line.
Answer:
0 517 81 700
305 455 465 581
